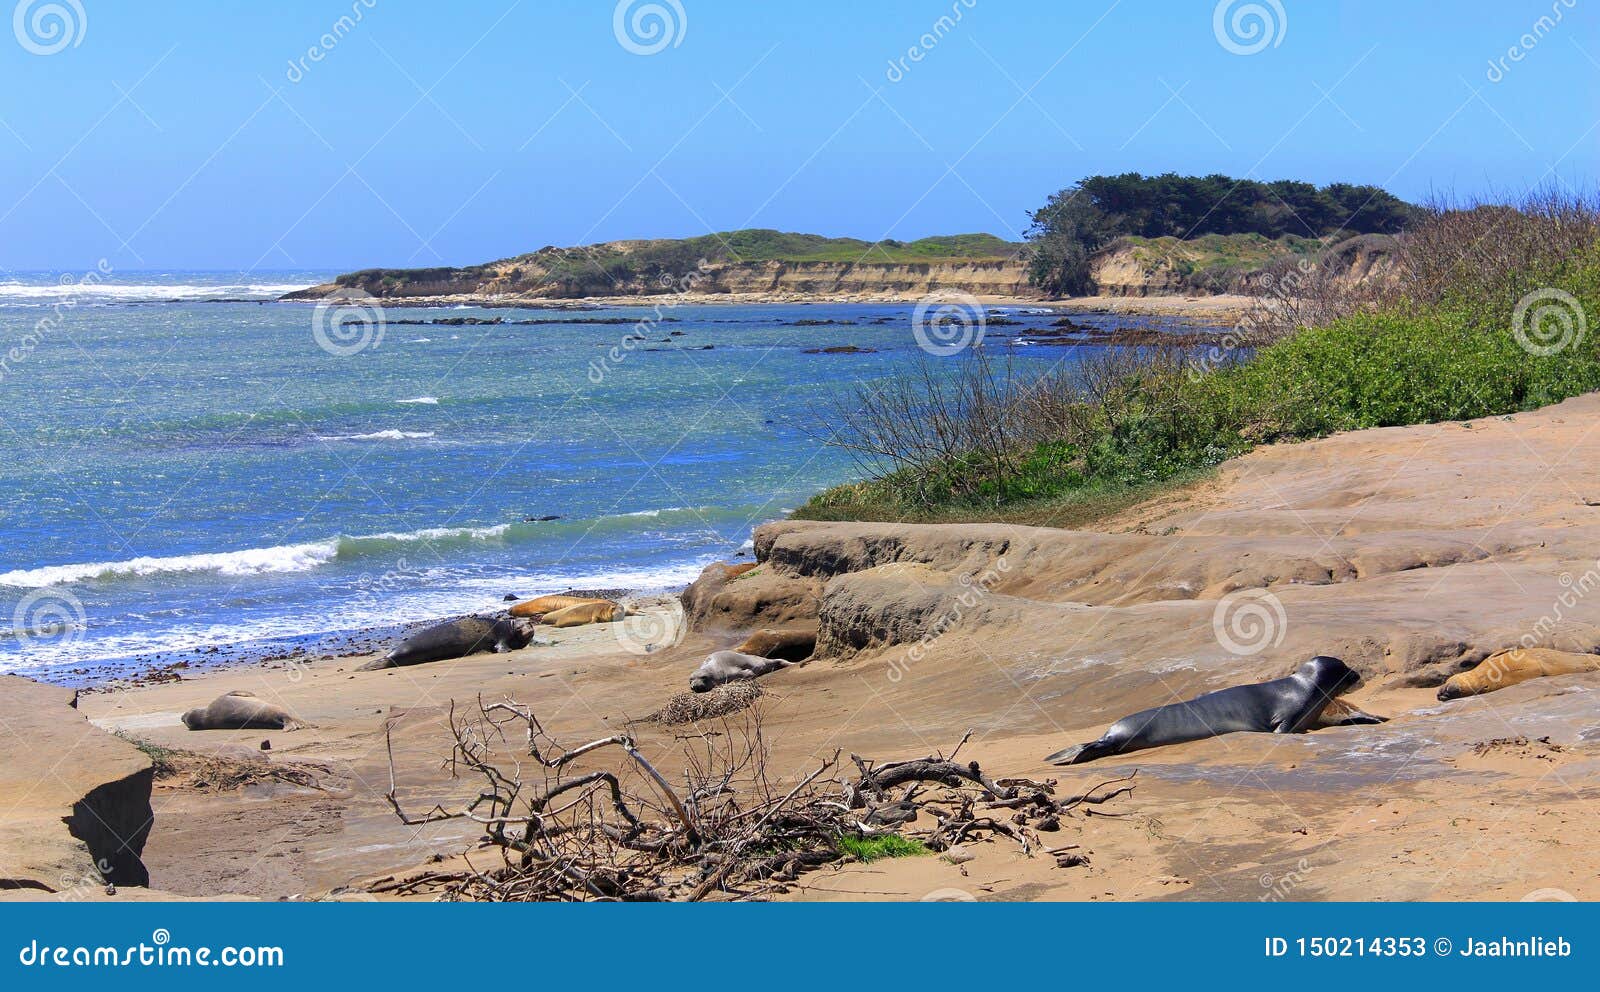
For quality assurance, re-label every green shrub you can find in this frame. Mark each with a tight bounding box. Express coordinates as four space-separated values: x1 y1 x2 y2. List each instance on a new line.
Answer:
809 213 1600 523
834 833 929 862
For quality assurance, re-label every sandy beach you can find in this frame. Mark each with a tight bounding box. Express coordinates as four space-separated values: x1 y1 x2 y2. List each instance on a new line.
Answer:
35 390 1600 901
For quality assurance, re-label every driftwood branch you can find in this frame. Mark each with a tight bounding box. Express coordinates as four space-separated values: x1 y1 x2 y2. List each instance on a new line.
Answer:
378 697 1136 901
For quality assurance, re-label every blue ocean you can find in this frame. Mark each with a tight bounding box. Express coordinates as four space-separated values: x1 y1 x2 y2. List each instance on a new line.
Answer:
0 272 1200 682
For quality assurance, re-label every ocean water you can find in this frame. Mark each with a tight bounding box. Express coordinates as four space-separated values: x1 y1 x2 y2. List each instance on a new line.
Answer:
0 271 1206 682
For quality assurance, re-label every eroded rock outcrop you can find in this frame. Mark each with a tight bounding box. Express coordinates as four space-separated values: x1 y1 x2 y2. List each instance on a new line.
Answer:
686 393 1600 717
0 676 154 892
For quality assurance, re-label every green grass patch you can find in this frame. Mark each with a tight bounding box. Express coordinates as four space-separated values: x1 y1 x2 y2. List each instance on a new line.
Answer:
834 833 930 862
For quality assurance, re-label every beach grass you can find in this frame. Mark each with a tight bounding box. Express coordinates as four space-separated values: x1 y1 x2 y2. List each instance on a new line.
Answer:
834 833 931 862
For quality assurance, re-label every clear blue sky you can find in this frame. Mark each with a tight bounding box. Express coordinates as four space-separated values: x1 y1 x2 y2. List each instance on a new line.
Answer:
1 0 1595 269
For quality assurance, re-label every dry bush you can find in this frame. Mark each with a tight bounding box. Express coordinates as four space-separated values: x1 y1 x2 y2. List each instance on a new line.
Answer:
818 347 1194 508
375 699 1134 901
1393 187 1600 316
1251 186 1600 332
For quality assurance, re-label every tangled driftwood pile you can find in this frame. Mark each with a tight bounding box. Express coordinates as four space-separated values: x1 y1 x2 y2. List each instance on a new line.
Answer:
374 698 1134 901
637 681 764 726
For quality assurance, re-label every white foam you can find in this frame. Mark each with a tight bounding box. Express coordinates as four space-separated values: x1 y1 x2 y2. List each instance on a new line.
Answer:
0 525 512 588
395 396 438 405
0 551 725 671
617 505 697 519
353 524 511 543
0 282 314 302
314 430 436 441
0 540 341 588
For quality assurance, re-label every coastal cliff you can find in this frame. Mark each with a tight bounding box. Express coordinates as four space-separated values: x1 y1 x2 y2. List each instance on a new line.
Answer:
283 229 1376 304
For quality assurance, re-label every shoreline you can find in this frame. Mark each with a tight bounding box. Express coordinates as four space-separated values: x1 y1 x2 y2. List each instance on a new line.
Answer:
275 291 1255 324
52 391 1600 900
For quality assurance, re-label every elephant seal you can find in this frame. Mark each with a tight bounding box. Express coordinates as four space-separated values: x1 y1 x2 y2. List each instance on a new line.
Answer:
542 601 625 628
1044 655 1361 765
734 626 817 662
689 650 798 693
182 691 301 731
509 594 609 618
1438 648 1600 701
361 616 535 671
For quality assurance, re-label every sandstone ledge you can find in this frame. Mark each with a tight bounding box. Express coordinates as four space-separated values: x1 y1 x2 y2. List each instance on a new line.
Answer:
0 675 154 892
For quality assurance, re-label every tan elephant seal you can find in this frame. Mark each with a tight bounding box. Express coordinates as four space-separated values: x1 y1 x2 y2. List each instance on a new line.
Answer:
509 594 610 618
1438 648 1600 701
542 600 626 628
182 691 302 731
734 626 816 662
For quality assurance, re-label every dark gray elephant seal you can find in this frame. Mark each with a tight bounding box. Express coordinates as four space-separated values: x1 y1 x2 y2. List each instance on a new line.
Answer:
1044 655 1361 765
182 691 301 731
361 616 535 671
689 650 798 693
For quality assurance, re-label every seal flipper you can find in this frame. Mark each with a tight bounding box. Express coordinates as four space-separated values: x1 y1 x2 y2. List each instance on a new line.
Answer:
1044 739 1110 765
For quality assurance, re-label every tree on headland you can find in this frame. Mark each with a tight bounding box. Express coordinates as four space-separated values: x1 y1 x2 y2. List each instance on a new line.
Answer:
1024 186 1117 296
1025 172 1417 295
